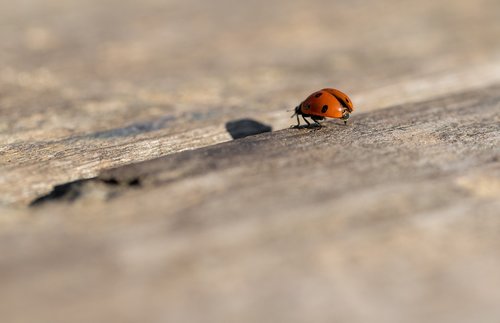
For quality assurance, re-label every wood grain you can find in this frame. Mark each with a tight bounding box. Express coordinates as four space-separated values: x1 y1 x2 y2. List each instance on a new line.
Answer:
2 85 500 323
1 0 500 205
1 0 500 322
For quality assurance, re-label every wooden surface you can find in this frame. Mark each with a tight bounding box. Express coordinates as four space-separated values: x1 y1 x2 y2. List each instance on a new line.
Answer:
3 86 500 323
1 0 500 322
2 0 500 205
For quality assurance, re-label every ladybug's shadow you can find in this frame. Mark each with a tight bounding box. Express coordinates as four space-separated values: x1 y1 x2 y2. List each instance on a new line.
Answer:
290 124 322 130
291 120 348 130
225 118 272 139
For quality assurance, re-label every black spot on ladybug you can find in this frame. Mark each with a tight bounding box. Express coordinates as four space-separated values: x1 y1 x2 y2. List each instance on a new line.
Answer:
315 92 323 98
321 105 328 113
305 104 311 110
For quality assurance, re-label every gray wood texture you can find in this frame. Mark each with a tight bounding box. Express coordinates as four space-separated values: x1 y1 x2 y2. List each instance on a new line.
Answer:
1 0 500 205
1 0 500 322
3 86 500 323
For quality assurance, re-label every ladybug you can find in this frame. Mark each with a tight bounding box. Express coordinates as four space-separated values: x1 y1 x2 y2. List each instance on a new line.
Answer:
292 88 354 127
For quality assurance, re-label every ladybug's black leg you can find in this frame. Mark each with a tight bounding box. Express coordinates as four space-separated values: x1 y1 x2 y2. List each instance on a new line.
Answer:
291 114 301 128
311 116 323 127
302 115 311 126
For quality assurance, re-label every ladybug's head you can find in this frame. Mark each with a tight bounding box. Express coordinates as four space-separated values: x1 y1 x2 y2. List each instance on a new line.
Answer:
291 105 302 118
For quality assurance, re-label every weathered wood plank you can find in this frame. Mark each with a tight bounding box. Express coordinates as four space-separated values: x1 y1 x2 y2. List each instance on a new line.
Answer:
1 0 500 322
2 0 500 205
1 85 499 323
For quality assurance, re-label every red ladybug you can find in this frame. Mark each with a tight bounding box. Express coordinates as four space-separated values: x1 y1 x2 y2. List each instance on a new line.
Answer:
292 88 354 127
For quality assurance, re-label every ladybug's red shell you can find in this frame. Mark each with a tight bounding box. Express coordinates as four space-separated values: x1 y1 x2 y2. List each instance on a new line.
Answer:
299 88 354 119
322 88 354 113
